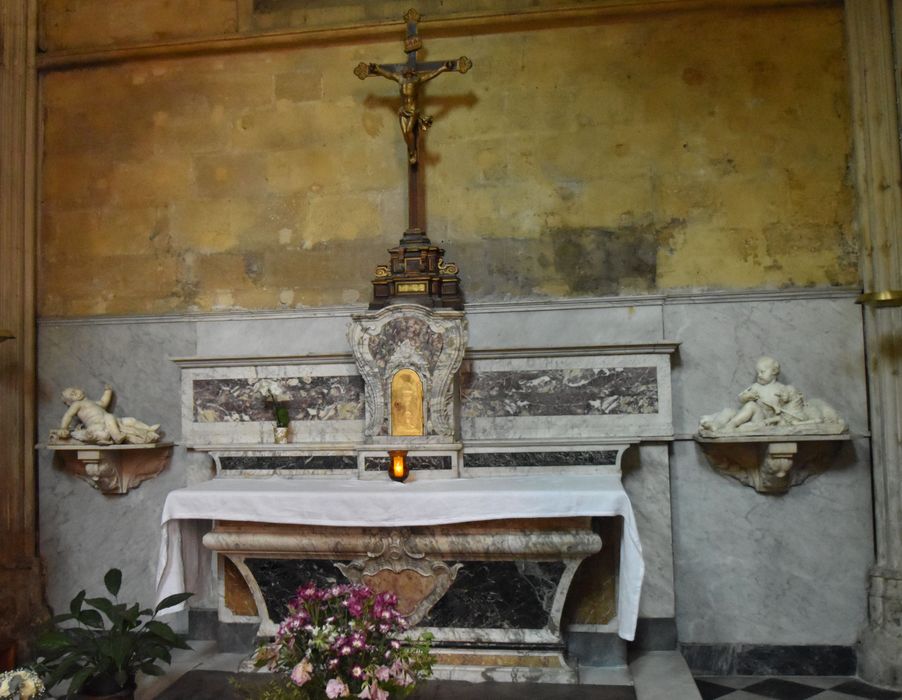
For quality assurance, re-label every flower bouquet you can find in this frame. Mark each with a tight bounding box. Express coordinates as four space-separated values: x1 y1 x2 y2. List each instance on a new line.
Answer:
252 583 434 700
0 668 45 699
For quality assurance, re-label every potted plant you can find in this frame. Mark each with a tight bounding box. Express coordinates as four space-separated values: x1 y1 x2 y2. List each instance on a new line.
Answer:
255 379 291 444
34 569 191 699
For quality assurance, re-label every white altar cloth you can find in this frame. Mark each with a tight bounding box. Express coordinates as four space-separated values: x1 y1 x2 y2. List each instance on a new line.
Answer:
155 474 644 640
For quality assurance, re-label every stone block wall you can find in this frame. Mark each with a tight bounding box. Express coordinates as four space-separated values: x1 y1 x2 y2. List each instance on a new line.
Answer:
39 1 855 316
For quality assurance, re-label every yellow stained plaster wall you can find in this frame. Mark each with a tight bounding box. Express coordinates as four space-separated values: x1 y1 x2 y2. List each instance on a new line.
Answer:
39 3 856 317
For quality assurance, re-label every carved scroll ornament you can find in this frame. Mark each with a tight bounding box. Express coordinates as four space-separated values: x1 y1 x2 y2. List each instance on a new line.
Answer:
336 530 462 625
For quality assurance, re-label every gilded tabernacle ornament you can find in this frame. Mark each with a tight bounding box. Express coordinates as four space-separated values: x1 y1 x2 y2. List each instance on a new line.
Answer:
355 9 470 310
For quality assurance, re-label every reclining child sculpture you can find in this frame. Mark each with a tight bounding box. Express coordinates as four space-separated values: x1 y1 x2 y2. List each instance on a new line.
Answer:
698 356 846 437
49 385 161 446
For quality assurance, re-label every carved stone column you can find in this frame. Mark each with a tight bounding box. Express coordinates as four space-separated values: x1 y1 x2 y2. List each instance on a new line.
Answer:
845 0 902 687
0 0 43 654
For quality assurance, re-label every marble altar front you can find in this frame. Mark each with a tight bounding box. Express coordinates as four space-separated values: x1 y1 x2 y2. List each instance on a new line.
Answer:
157 474 645 681
160 307 675 680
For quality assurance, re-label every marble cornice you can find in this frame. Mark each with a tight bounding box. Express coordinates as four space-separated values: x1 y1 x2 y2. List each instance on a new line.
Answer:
172 343 679 368
38 287 861 328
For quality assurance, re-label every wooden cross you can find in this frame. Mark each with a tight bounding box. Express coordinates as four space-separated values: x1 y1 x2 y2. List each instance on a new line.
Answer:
355 9 471 235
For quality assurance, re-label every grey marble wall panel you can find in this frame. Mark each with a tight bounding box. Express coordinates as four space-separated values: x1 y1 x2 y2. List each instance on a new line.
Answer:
196 311 358 357
622 444 675 619
670 438 872 645
463 451 619 469
663 297 867 437
420 561 566 630
363 456 452 471
192 299 666 359
461 354 673 440
465 300 665 348
460 367 657 418
219 455 357 471
37 320 216 615
193 376 364 422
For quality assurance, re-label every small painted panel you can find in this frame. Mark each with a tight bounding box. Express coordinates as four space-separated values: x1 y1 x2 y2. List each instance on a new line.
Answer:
192 376 364 423
460 367 658 418
219 455 357 471
420 561 566 629
463 450 619 469
391 369 424 436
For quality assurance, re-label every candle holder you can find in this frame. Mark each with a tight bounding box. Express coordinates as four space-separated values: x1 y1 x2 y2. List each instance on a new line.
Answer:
388 450 409 482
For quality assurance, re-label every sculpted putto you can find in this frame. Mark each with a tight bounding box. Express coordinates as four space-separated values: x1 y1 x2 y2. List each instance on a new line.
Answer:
50 385 161 446
698 357 846 437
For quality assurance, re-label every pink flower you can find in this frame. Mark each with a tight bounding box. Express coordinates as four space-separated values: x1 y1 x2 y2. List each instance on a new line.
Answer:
290 659 313 687
374 666 390 682
326 678 350 698
358 682 389 700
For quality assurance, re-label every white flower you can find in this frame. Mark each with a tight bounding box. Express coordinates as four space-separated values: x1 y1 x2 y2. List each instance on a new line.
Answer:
0 669 44 699
325 678 350 698
253 378 290 403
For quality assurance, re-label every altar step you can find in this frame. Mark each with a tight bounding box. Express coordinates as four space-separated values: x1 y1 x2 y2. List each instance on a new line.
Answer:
135 642 701 699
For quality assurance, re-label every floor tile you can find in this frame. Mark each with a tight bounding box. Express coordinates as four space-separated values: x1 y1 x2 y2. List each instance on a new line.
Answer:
830 679 902 700
790 678 860 690
741 678 825 699
696 678 740 699
709 677 773 690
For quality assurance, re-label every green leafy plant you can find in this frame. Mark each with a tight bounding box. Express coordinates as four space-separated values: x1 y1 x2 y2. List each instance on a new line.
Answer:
274 403 290 429
34 569 191 698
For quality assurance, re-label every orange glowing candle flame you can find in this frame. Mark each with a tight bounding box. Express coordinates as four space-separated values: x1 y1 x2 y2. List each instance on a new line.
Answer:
388 450 408 481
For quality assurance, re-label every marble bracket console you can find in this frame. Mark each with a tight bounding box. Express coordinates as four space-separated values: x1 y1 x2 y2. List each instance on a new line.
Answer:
45 442 173 495
694 435 850 494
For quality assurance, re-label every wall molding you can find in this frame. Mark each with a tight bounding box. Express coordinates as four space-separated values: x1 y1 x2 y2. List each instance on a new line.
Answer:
37 287 861 328
36 0 835 73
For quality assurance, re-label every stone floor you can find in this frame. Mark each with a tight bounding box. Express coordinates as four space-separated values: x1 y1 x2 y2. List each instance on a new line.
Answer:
135 642 700 699
132 643 902 700
695 676 902 700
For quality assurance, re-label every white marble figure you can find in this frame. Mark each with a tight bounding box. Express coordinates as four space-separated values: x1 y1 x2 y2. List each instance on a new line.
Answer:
50 385 161 445
698 356 846 436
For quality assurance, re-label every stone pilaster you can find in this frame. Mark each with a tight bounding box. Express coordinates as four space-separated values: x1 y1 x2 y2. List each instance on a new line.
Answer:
0 0 43 652
845 0 902 687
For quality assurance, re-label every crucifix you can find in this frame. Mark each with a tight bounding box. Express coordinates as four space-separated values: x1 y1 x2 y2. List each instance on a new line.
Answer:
354 9 471 310
355 8 471 237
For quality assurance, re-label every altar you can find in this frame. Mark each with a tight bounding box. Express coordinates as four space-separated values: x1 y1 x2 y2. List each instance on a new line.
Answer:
157 477 648 682
156 474 644 637
158 323 674 681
